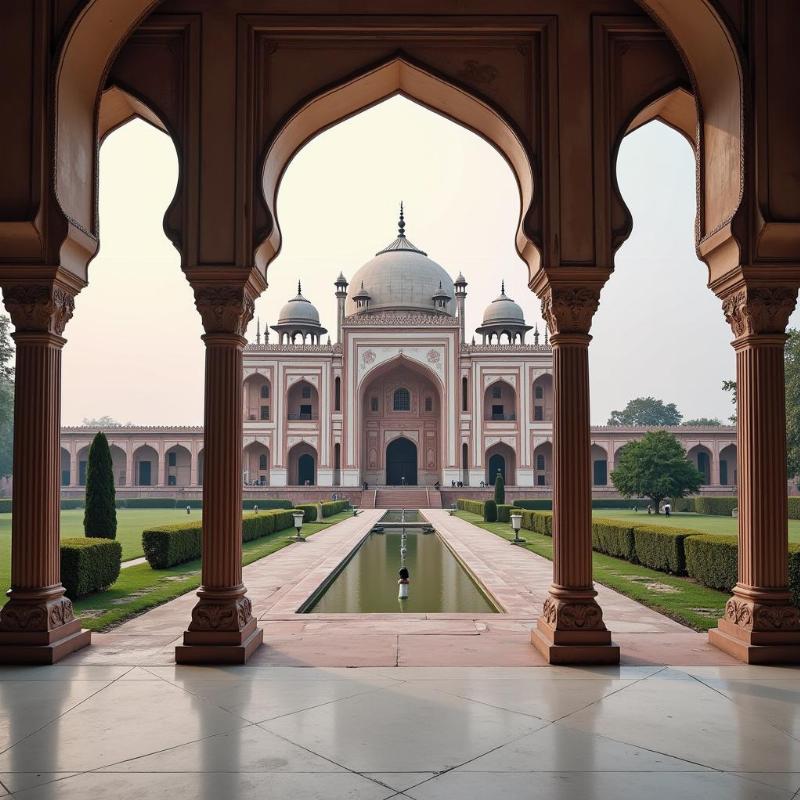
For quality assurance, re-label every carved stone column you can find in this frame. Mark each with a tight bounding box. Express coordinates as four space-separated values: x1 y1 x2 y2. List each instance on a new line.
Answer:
530 283 619 664
176 270 265 664
708 285 800 663
0 276 91 663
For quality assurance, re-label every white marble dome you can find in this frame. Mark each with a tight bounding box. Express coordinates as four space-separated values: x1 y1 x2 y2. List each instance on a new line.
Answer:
346 210 454 316
277 283 322 326
481 283 526 326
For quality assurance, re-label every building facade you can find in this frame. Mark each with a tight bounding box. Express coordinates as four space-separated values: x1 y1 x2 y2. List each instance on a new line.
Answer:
60 215 738 495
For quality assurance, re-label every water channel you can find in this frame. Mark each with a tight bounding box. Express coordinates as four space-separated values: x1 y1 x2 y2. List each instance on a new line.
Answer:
304 512 498 614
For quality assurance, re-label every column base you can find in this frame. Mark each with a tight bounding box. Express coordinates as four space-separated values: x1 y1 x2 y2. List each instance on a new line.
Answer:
0 620 91 665
531 619 620 665
175 617 263 665
709 618 800 664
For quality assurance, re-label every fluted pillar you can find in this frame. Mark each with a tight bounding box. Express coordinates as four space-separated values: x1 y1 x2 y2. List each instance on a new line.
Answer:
530 281 618 664
176 270 265 664
0 278 91 663
709 285 800 663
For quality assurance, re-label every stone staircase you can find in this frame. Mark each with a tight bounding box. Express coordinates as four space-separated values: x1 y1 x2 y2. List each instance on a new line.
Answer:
374 487 438 509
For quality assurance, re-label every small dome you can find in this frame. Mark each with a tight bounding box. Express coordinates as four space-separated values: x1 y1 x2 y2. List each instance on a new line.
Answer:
277 282 322 327
481 282 526 326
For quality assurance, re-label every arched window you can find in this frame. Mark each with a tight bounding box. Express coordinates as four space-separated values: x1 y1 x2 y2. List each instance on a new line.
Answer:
393 387 410 411
334 376 341 411
260 384 269 399
462 442 468 468
424 396 432 412
259 454 268 470
534 385 543 400
462 376 468 412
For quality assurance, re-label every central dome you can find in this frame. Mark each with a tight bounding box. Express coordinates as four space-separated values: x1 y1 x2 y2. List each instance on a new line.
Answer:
346 207 454 316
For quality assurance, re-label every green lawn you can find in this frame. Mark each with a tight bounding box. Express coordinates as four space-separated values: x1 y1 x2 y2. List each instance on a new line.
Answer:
0 508 204 597
592 508 800 543
72 511 353 631
457 511 731 631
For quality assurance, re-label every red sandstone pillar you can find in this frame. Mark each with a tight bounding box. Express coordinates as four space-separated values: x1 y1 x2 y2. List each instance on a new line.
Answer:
176 273 265 664
531 284 619 664
0 278 91 663
709 286 800 663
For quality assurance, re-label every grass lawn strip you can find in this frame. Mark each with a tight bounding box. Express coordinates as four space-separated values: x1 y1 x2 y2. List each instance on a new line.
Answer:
457 511 729 631
73 511 353 632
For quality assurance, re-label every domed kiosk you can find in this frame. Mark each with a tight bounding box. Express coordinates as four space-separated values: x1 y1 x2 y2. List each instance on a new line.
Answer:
271 282 327 344
475 282 533 344
346 205 454 316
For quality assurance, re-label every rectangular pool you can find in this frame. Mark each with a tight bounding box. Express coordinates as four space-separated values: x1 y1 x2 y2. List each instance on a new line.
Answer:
303 522 498 614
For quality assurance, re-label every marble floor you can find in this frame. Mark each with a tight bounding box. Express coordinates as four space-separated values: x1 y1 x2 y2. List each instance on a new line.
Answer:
0 663 798 799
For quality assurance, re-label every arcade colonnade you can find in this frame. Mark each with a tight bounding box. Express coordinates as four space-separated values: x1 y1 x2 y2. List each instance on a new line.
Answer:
0 1 799 666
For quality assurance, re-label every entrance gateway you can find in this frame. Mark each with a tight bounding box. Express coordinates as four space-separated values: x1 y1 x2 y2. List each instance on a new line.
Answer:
386 438 418 485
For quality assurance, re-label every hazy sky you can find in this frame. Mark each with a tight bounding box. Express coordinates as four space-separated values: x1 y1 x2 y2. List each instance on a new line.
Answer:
56 96 800 426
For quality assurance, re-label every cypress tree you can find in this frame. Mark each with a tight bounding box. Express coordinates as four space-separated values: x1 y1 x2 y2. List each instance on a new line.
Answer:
84 431 117 539
494 472 505 505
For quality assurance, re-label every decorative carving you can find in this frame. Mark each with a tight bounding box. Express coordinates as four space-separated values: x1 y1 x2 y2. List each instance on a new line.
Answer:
344 311 456 327
193 286 255 335
542 596 606 631
540 288 600 335
189 596 253 631
457 59 499 85
725 597 800 631
0 595 75 632
3 283 76 335
721 287 798 338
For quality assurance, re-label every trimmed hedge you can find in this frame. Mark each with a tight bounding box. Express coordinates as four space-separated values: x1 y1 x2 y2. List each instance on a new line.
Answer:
694 496 738 516
591 518 636 562
790 498 800 520
121 498 178 509
242 499 293 510
457 499 485 516
790 546 800 607
685 534 738 591
142 508 299 568
0 499 10 513
513 499 651 511
321 500 350 517
60 499 84 510
519 509 553 536
60 538 122 598
496 504 514 523
484 499 497 522
633 526 699 574
295 503 318 523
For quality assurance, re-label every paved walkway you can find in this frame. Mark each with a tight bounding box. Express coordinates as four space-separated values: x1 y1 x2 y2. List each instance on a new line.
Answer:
67 509 737 667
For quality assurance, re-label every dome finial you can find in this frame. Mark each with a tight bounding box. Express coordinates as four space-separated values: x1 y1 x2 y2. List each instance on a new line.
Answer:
501 280 506 296
297 280 302 296
398 202 406 237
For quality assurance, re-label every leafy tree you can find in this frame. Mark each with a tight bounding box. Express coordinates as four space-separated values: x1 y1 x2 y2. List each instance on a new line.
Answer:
610 430 702 514
607 397 682 427
83 432 117 539
0 315 14 477
722 379 737 424
82 416 123 428
786 329 800 482
494 472 505 504
682 417 722 427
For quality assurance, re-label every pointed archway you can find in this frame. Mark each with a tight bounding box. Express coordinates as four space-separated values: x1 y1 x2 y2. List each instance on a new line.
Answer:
386 438 418 486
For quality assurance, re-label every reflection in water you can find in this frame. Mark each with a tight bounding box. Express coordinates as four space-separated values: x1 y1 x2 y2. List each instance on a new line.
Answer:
307 529 497 614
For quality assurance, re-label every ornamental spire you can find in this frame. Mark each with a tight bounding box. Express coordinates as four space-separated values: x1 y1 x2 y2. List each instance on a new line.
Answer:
501 280 506 296
297 280 302 296
398 202 406 237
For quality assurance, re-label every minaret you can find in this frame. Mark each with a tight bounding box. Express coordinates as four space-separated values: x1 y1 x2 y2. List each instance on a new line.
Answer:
454 272 468 344
533 324 540 347
334 272 348 343
256 317 261 345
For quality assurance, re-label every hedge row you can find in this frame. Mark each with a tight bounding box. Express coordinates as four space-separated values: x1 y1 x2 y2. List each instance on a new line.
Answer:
111 498 295 510
321 500 350 517
497 504 515 523
512 499 652 511
511 511 800 607
693 496 739 516
295 503 318 523
456 499 486 516
60 538 122 598
142 508 299 568
1 499 86 512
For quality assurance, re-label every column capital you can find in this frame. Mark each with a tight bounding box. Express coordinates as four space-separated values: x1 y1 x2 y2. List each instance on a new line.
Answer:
1 271 84 335
540 287 601 336
185 267 267 336
719 285 798 338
